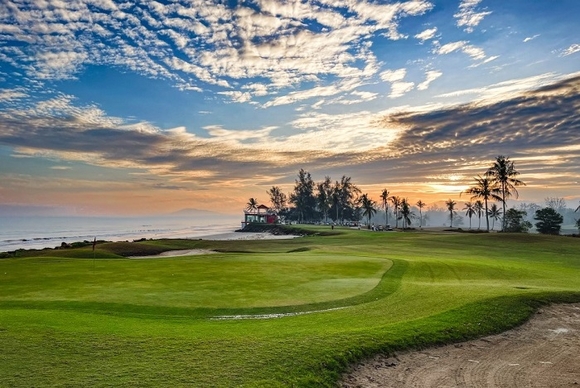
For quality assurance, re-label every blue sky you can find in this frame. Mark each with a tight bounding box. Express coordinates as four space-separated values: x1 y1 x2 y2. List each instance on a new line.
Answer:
0 0 579 215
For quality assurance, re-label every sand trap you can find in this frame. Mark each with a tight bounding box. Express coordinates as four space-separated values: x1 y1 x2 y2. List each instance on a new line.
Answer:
129 249 217 259
340 303 580 387
200 232 298 241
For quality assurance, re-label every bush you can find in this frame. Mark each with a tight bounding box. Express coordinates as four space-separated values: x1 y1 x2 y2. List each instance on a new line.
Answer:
534 207 563 235
504 208 532 233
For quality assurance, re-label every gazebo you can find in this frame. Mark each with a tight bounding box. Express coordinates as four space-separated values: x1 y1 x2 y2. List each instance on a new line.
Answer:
242 204 278 227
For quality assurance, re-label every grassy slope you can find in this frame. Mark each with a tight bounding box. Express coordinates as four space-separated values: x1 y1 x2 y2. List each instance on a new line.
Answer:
1 228 579 387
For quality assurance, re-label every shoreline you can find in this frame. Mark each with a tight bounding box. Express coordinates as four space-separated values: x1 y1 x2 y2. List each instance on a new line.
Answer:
0 230 299 256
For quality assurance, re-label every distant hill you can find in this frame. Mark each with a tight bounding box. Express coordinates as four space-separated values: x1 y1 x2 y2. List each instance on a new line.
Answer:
166 208 236 218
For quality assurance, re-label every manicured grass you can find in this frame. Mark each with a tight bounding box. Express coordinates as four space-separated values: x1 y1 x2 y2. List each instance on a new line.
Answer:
1 228 579 387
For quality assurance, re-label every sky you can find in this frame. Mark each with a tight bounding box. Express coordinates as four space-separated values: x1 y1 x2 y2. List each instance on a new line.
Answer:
0 0 579 216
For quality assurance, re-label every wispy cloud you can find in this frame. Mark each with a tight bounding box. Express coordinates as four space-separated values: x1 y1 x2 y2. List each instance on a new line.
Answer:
523 34 540 43
454 0 492 33
415 27 438 43
434 40 496 67
559 44 580 57
417 70 442 90
0 0 435 106
380 68 415 98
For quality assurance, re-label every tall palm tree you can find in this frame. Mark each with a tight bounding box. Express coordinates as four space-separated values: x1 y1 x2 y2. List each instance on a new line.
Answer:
360 194 377 227
246 197 259 212
389 195 401 228
399 198 414 229
462 175 501 232
473 200 484 230
416 200 425 229
486 155 526 231
488 203 501 230
446 199 457 228
463 202 475 229
380 189 390 227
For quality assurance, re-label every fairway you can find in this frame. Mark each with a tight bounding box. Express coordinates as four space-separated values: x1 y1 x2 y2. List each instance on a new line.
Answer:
1 228 580 387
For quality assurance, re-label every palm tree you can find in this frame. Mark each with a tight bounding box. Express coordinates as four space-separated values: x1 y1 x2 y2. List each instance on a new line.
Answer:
380 189 390 227
446 199 457 228
463 202 476 229
488 203 501 230
360 194 377 228
399 198 414 229
462 175 501 232
389 195 401 228
486 155 526 231
473 200 484 229
246 197 259 212
575 202 580 212
416 200 425 229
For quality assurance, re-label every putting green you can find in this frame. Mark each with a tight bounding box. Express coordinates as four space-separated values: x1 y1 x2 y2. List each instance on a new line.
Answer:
0 252 392 311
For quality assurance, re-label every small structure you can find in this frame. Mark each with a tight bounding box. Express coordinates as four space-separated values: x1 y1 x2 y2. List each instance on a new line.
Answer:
242 204 278 228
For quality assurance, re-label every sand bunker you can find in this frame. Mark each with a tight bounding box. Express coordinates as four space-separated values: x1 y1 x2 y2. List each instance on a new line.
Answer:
341 303 580 388
129 249 217 259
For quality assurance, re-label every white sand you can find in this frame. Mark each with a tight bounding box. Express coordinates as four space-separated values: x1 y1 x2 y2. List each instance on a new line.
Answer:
129 231 298 258
199 232 298 241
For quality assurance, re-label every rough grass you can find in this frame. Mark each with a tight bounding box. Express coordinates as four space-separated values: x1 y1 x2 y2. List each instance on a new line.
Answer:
1 227 579 387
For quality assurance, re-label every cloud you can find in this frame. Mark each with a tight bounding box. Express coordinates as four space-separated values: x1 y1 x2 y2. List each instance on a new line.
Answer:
380 68 415 98
417 70 442 90
0 0 436 106
415 27 438 43
523 34 540 43
454 0 492 33
0 88 27 102
378 74 580 173
435 40 489 62
1 70 579 202
559 44 580 57
435 72 574 103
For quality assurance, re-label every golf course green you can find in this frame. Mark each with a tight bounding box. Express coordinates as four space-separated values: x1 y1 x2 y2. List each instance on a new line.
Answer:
1 227 579 387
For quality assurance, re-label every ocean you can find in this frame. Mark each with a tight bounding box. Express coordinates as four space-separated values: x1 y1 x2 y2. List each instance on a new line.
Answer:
0 216 240 252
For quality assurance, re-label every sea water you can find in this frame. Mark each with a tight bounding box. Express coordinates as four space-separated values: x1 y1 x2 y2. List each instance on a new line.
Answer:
0 216 239 252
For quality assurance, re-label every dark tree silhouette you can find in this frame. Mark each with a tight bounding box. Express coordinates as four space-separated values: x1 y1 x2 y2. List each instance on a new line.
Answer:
462 175 501 232
267 186 286 213
416 200 425 229
463 201 475 230
246 197 259 212
534 207 563 235
389 195 401 228
486 156 526 231
488 203 501 230
399 198 414 229
446 199 457 228
359 193 377 227
380 189 390 227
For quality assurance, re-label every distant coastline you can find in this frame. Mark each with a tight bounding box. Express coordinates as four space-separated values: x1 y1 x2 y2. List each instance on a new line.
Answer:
0 215 238 253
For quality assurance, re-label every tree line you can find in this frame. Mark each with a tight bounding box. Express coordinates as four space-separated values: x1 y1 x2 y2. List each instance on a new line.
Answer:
246 156 579 235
